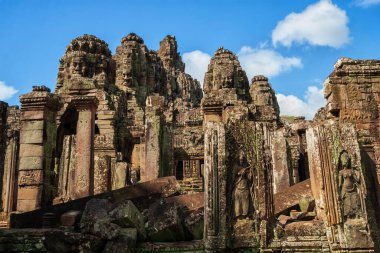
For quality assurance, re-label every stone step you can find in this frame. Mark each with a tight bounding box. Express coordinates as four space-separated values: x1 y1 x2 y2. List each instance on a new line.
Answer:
281 238 330 252
136 240 204 252
0 221 9 229
0 229 47 252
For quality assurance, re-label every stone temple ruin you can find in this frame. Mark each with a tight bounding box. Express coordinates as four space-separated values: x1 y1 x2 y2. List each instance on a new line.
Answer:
0 33 380 252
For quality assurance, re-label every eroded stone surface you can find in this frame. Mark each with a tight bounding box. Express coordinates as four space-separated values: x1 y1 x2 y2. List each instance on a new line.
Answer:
109 200 146 241
146 201 185 242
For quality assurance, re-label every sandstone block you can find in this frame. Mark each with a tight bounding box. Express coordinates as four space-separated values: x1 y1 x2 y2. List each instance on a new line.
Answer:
80 198 111 222
90 218 121 240
102 228 137 253
22 111 44 120
146 201 185 242
21 120 44 130
183 207 204 240
18 169 43 186
19 157 43 170
61 210 82 227
109 200 146 241
17 198 41 212
17 186 42 200
19 144 44 157
111 162 128 190
80 198 117 239
20 130 43 144
43 230 105 253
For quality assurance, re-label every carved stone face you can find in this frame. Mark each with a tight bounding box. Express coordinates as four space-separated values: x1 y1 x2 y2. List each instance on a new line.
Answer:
121 69 133 87
6 129 13 138
71 57 85 76
56 35 113 90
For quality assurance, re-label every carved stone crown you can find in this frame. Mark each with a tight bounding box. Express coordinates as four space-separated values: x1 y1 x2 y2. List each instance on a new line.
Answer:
252 75 268 82
32 85 51 92
65 34 111 57
214 47 236 59
121 33 144 44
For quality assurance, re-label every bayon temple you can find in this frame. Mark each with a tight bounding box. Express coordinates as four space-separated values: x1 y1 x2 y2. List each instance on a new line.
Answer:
0 33 380 252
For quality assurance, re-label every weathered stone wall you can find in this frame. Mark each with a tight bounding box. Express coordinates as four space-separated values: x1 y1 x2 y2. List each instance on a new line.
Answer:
324 58 380 227
306 120 378 250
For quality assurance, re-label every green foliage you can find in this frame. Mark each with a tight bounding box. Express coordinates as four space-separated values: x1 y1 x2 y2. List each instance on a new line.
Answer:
227 120 260 171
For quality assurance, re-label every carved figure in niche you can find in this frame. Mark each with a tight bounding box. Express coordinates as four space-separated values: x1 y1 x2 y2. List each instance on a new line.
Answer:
338 150 362 220
233 153 252 219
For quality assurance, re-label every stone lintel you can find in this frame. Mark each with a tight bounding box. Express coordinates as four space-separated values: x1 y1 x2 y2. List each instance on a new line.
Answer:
71 96 98 110
68 83 97 93
202 99 223 115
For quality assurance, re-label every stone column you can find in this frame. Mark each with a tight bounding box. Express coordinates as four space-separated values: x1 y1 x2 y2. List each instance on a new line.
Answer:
204 121 226 251
0 102 8 208
70 96 97 199
1 132 18 214
271 128 292 194
202 97 227 251
17 86 58 212
143 96 164 182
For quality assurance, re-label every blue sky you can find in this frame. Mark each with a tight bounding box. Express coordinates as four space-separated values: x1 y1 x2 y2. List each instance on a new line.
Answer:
1 0 380 118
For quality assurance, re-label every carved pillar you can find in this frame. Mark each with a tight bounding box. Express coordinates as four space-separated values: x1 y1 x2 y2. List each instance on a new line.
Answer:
17 86 58 212
204 121 226 251
271 128 292 193
70 96 97 199
57 134 76 201
202 96 227 250
0 106 20 217
1 132 18 214
0 102 8 213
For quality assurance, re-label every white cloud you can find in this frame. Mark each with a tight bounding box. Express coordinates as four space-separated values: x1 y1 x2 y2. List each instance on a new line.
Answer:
237 46 303 80
272 0 350 48
355 0 380 7
277 86 325 119
183 50 211 85
0 81 18 101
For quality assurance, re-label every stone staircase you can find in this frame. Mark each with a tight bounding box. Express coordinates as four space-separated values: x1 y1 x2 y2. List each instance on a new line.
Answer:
0 213 9 229
179 177 204 193
280 235 330 252
0 221 8 229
